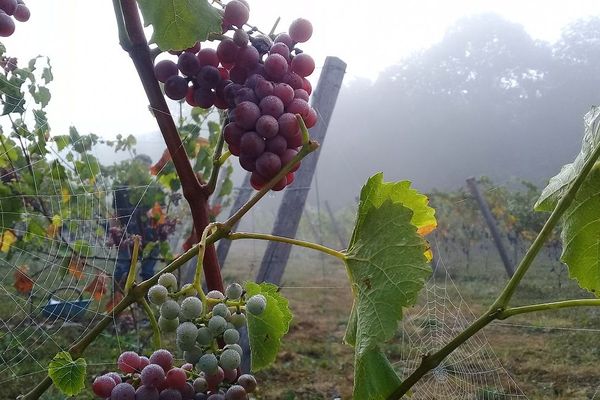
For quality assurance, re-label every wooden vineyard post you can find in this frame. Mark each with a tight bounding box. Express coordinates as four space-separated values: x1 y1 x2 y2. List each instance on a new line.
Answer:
238 57 346 373
255 56 347 284
466 177 515 277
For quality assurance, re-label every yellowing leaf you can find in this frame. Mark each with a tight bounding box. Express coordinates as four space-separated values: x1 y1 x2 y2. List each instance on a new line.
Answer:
61 188 70 203
0 230 16 252
417 223 436 236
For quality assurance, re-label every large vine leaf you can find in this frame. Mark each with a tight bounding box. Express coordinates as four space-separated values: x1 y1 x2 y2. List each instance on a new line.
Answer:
535 106 600 211
136 0 222 51
560 163 600 294
343 174 434 399
47 351 86 396
245 282 292 371
351 172 437 240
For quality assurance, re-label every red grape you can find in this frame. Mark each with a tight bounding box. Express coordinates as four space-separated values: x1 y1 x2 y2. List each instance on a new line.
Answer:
291 53 315 77
264 54 288 80
256 115 279 138
289 18 313 43
117 351 141 374
0 12 15 37
149 349 174 372
92 375 116 398
197 48 219 67
223 0 249 28
259 95 284 118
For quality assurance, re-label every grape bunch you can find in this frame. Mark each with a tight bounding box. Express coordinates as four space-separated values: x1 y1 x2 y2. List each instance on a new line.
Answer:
97 272 266 399
92 348 257 399
0 0 30 37
153 0 317 191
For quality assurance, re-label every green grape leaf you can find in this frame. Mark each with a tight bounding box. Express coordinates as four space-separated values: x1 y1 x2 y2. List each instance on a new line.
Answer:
73 239 94 258
351 172 437 241
245 282 292 371
47 351 86 396
343 174 433 399
560 163 600 294
536 106 600 212
0 72 25 115
353 346 402 399
29 85 51 108
137 0 222 51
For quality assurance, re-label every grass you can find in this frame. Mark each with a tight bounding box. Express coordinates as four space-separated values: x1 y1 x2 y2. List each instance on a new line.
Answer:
0 239 599 399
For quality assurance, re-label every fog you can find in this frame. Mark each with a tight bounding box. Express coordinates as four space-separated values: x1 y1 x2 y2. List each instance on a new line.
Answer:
313 14 600 206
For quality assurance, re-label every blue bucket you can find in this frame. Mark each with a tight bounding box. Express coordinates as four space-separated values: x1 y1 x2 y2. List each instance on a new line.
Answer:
41 287 90 322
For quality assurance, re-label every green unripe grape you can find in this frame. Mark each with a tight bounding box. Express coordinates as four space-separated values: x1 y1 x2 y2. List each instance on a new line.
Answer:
177 322 198 350
246 294 267 315
223 328 240 345
193 376 208 393
197 353 218 374
224 343 243 357
206 290 225 300
229 312 246 328
219 348 241 370
180 296 203 320
179 283 197 297
212 303 231 319
184 346 204 364
148 284 168 305
208 315 227 336
158 316 179 332
196 326 213 346
225 283 243 300
160 299 180 320
158 272 178 291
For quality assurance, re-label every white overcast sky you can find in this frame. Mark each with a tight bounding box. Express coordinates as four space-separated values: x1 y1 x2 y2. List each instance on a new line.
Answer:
4 0 600 141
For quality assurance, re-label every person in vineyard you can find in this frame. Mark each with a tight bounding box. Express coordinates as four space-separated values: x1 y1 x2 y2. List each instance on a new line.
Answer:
111 154 171 293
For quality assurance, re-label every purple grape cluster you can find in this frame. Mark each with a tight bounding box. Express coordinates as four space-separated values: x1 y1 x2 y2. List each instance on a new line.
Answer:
0 0 30 37
92 348 258 399
153 0 317 191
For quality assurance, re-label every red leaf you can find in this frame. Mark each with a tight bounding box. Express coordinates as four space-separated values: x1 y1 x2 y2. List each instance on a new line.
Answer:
14 265 34 295
84 273 109 301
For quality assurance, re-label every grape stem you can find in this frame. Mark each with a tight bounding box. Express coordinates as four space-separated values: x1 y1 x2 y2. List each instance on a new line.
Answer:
203 127 226 195
115 0 224 292
297 114 310 145
227 231 345 260
124 235 141 293
387 138 600 399
193 223 219 297
139 297 162 349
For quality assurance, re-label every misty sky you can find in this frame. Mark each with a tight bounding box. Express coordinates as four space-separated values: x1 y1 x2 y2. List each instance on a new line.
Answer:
4 0 600 142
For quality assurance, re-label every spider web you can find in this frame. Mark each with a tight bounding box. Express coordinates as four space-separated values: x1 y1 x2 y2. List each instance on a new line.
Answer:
391 251 527 399
0 78 200 396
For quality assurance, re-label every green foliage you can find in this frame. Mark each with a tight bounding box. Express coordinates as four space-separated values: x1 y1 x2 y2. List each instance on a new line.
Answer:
47 351 87 396
343 174 434 399
137 0 222 51
536 106 600 211
245 282 292 371
559 163 600 294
